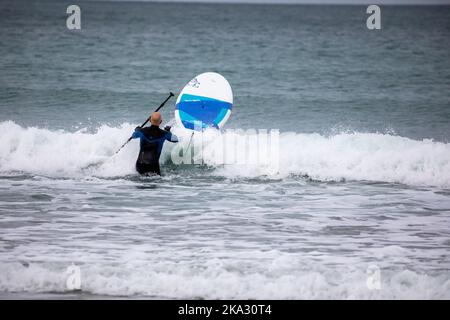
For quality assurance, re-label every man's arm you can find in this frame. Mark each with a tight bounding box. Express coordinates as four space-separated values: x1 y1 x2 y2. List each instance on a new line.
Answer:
165 132 178 143
131 127 143 139
163 126 178 143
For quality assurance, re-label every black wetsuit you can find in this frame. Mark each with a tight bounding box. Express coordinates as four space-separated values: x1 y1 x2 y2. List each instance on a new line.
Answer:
131 125 178 175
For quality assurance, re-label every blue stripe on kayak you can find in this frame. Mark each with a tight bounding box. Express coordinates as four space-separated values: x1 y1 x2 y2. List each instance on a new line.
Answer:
177 110 205 130
214 108 229 125
176 94 232 130
177 94 232 107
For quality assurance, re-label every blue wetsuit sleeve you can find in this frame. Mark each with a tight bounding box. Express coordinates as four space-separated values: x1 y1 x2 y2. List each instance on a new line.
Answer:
132 129 144 140
165 132 178 143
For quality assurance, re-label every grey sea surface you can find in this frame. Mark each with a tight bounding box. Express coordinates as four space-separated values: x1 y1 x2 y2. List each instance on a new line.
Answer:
0 0 449 299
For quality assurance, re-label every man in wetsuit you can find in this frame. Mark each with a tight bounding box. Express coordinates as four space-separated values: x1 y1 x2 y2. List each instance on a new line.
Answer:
131 112 178 175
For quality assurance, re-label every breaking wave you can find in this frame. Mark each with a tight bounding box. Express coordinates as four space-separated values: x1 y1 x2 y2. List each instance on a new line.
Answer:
0 120 449 187
1 254 449 299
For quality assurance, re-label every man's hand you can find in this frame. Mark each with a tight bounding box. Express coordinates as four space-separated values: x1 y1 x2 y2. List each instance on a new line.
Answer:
164 125 171 132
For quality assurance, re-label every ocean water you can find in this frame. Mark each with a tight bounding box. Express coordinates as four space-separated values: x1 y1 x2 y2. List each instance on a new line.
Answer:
0 0 450 299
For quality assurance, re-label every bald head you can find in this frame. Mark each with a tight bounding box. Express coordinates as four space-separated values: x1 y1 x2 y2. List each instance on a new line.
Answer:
150 112 162 126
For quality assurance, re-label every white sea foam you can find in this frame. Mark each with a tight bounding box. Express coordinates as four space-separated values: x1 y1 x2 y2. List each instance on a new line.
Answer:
1 121 449 187
0 256 448 299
